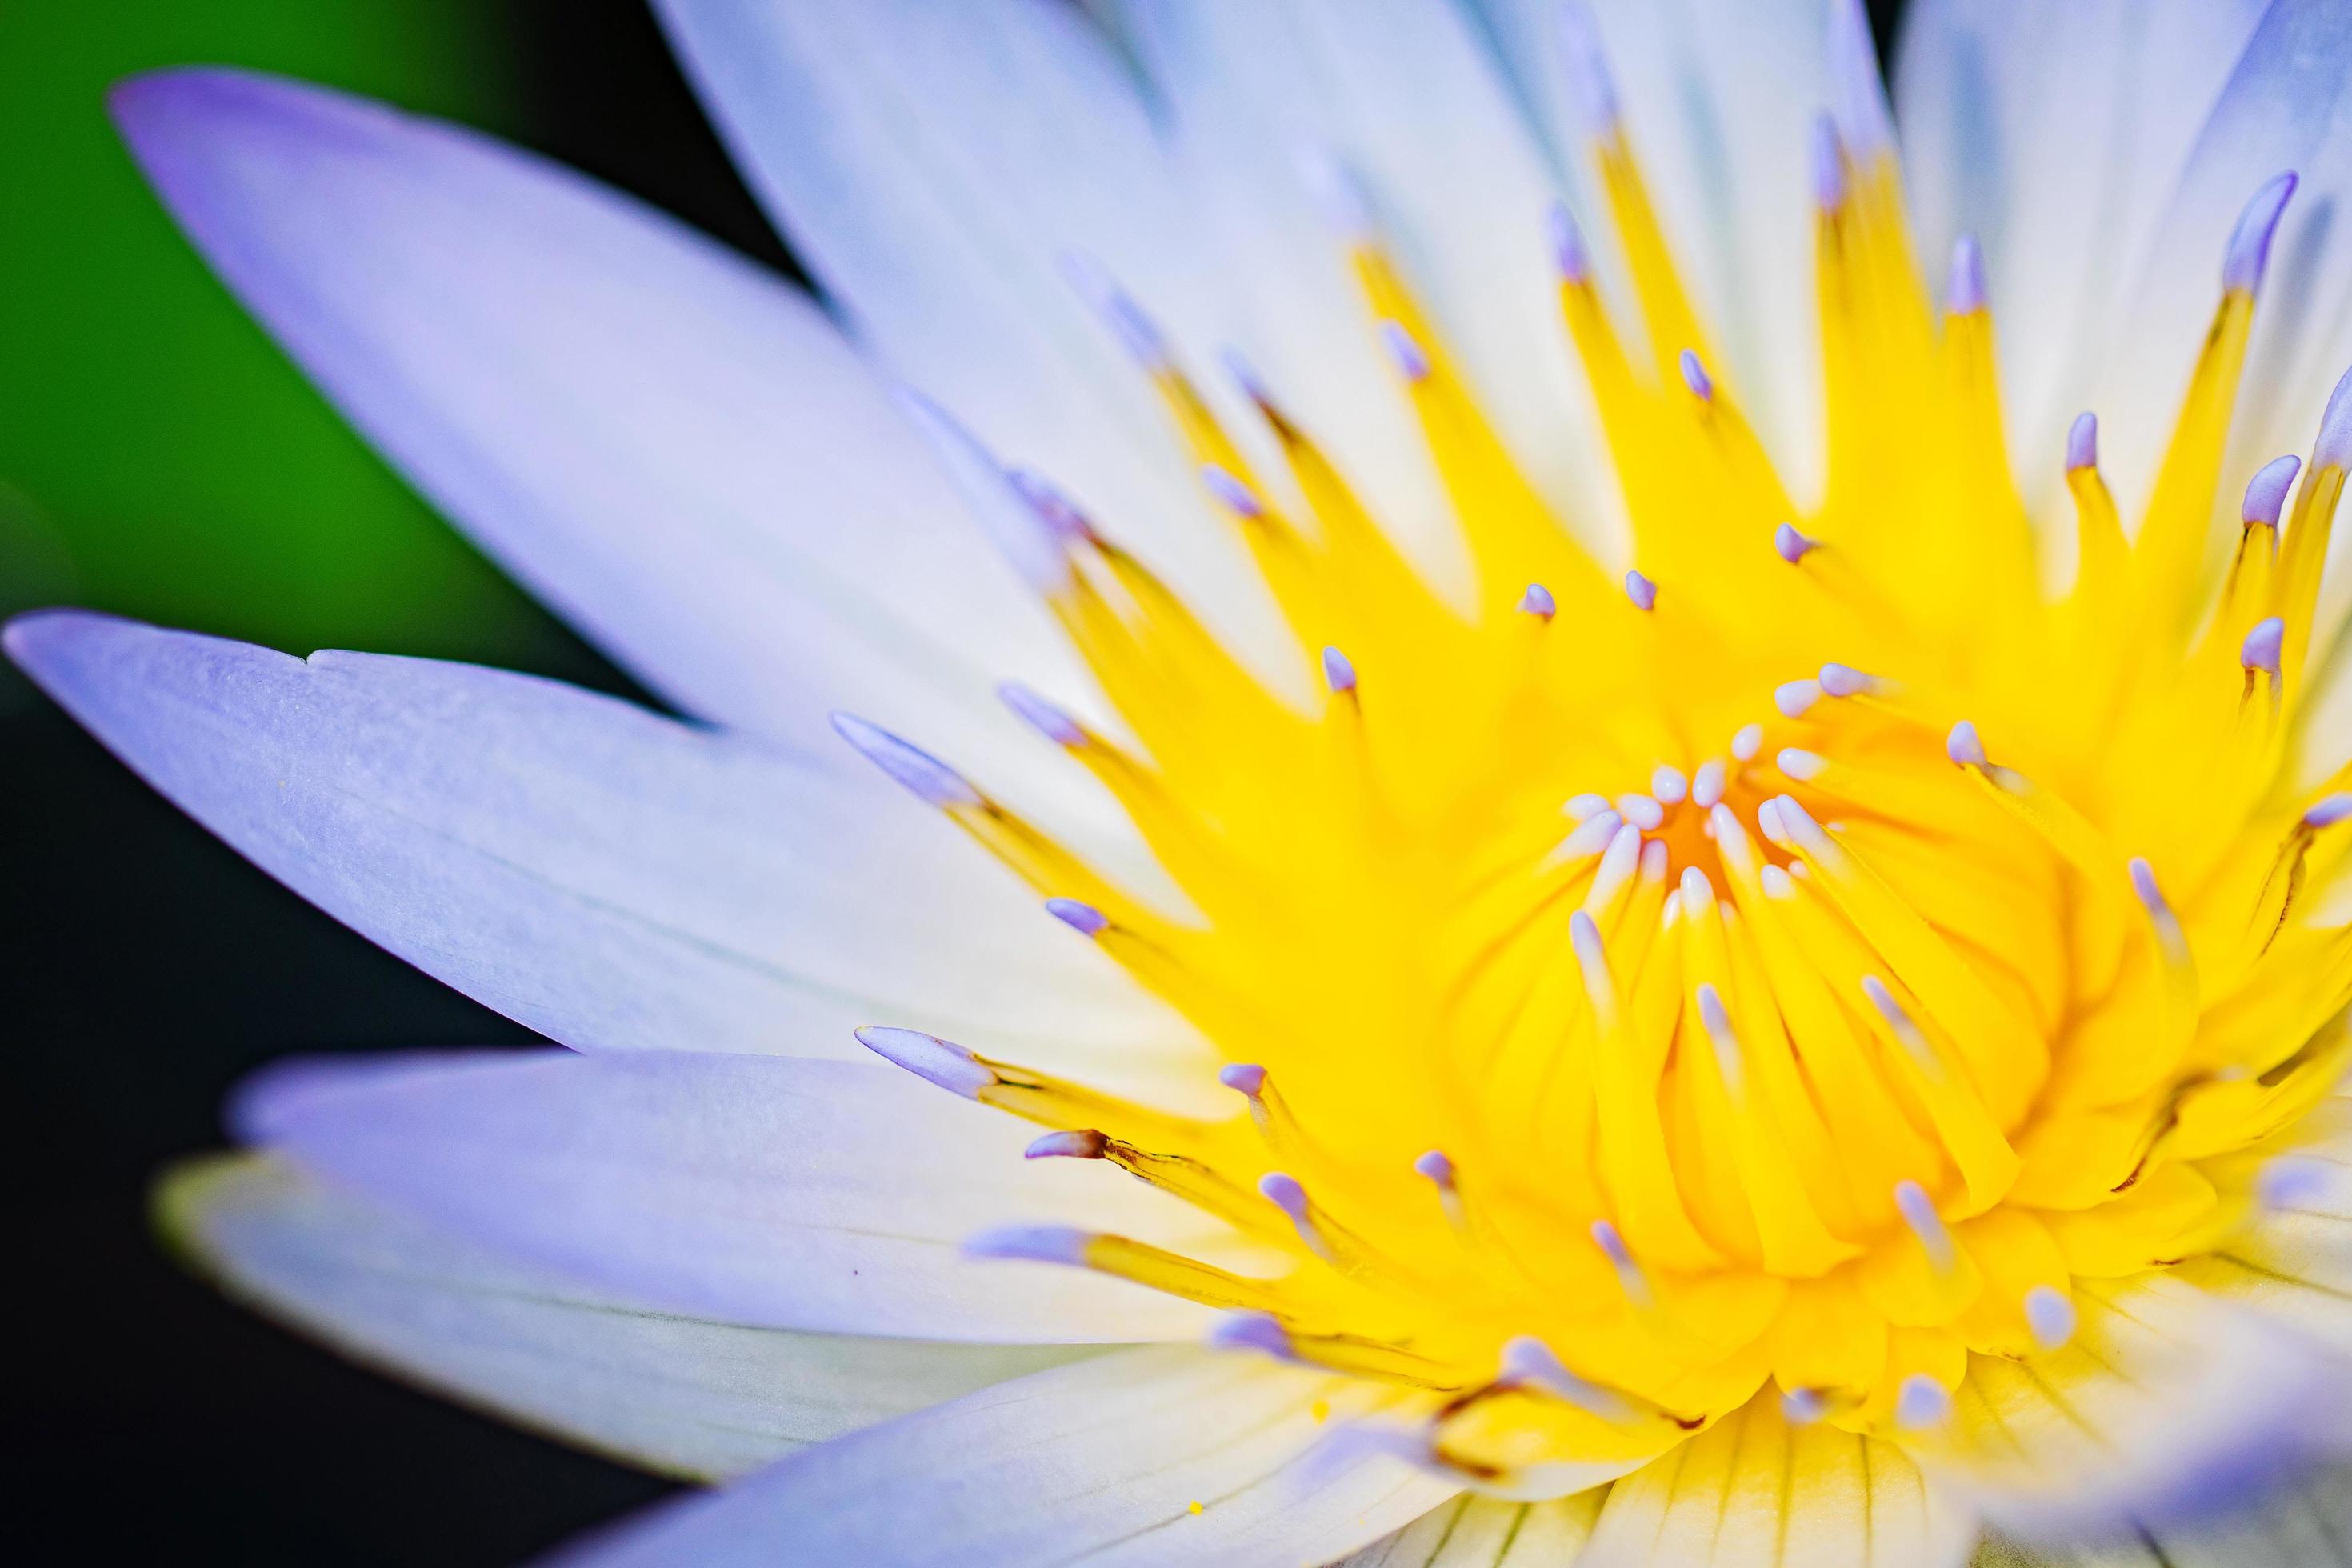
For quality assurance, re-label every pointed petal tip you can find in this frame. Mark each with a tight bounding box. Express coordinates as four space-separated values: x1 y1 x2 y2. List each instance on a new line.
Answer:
998 681 1086 748
2222 171 2298 294
1546 201 1592 282
1623 570 1657 611
962 1223 1090 1265
2317 363 2352 470
1947 233 1986 314
1321 645 1358 694
854 1025 994 1098
1206 1310 1294 1359
1024 1128 1109 1160
1774 522 1818 563
1044 898 1109 938
2241 616 2286 674
1678 348 1713 401
1218 1062 1268 1098
2303 794 2352 829
1055 248 1170 370
1200 462 1265 518
830 712 981 809
1378 319 1431 382
894 389 1073 593
1518 582 1557 619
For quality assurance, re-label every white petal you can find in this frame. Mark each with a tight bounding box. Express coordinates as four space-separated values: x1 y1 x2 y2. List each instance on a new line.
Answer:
1578 1394 1973 1567
652 0 1302 698
1974 1466 2352 1565
161 1150 1095 1480
1933 1271 2352 1545
1114 0 1600 584
1335 1490 1604 1566
2077 1 2352 527
1471 0 1834 500
545 1345 1457 1567
5 610 1211 1100
241 1047 1218 1343
1895 0 2270 514
110 66 1103 796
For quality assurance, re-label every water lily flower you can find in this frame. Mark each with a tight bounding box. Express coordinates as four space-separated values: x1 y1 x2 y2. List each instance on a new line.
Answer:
22 0 2352 1561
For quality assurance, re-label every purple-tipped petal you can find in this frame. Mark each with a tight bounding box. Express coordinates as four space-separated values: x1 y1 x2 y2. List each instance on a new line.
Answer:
2317 365 2352 471
1624 570 1658 611
1057 249 1170 370
1200 462 1265 518
2304 794 2352 829
1947 233 1986 314
1044 898 1109 938
1204 1310 1295 1360
1322 645 1358 694
1678 348 1714 400
1546 201 1592 283
2067 412 2099 473
896 388 1075 595
998 681 1087 747
963 1224 1094 1266
831 713 982 809
1518 582 1557 619
1024 1129 1108 1161
1378 319 1431 382
2243 456 2302 527
2222 171 2298 293
856 1026 994 1099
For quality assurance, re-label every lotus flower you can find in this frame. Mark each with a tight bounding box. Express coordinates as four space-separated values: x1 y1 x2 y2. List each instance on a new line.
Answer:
20 2 2352 1562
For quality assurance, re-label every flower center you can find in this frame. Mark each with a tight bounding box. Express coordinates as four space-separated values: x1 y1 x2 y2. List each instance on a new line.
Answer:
842 91 2352 1495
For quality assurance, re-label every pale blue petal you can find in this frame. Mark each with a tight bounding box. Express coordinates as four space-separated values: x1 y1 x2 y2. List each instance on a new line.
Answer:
1895 0 2271 514
1470 0 1834 501
162 1151 1097 1480
546 1346 1458 1567
1113 0 1594 586
238 1047 1216 1342
4 611 1210 1099
651 0 1302 697
1930 1272 2352 1546
110 66 1101 802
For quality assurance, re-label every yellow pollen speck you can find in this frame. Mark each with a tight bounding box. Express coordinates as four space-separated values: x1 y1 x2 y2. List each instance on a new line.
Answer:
862 82 2352 1498
1187 1500 1203 1516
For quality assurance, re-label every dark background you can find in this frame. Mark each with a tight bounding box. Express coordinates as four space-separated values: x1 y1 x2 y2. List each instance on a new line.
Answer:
2 2 1906 1562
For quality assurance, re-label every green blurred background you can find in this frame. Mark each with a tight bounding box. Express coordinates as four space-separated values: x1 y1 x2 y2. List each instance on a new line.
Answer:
0 1 555 694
